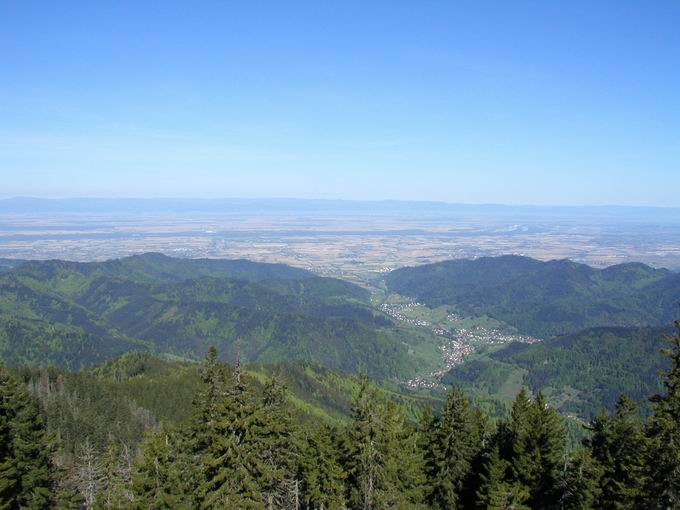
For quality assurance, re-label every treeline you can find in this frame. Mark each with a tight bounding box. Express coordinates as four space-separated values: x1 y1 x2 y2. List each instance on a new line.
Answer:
2 325 680 509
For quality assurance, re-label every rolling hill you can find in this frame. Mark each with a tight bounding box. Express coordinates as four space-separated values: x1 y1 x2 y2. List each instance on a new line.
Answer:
0 253 439 378
385 255 680 338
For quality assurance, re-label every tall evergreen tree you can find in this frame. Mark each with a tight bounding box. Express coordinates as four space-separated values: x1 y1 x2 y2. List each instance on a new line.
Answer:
345 374 385 510
300 424 346 510
189 346 226 454
94 436 133 509
251 374 299 509
381 400 427 509
131 429 195 510
428 386 481 510
418 405 439 503
476 445 530 510
558 448 601 510
586 395 647 510
644 321 680 509
0 366 18 509
51 453 84 510
507 390 566 509
0 364 53 510
198 356 264 509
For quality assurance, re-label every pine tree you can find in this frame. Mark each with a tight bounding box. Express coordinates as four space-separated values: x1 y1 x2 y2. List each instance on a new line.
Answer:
198 357 264 509
52 460 84 510
644 321 680 509
476 445 530 510
300 424 346 510
54 479 84 510
189 346 226 454
418 405 439 504
558 448 601 510
0 366 18 510
428 386 482 510
0 364 53 510
586 395 647 510
131 429 195 509
251 374 299 509
507 390 565 509
345 374 385 510
381 400 427 509
94 436 133 509
528 392 566 508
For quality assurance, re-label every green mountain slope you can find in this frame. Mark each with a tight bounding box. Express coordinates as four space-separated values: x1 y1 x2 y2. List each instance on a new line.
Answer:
444 325 673 417
0 254 439 378
16 352 443 456
386 255 680 337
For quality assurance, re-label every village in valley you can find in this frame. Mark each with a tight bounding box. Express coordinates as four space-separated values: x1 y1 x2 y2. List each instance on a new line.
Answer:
378 300 542 390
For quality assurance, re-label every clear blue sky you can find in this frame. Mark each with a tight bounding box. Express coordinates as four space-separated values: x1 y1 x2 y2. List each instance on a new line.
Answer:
1 1 679 206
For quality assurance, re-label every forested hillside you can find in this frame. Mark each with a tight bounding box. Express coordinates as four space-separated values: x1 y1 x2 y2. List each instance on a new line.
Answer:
2 326 679 509
0 254 439 378
385 255 680 337
445 325 674 417
8 352 441 459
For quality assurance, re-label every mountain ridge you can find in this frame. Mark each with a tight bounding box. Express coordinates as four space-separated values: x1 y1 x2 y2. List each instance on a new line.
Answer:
385 255 680 338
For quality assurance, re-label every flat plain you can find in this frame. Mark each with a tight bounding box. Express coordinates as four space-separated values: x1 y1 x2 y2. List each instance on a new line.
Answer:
2 204 680 290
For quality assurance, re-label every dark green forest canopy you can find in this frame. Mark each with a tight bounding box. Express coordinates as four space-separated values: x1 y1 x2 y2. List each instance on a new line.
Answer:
386 255 680 337
9 351 442 456
2 325 679 510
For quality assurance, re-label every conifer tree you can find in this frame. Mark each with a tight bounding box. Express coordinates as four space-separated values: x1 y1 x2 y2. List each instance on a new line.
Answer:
428 386 481 509
586 395 647 510
51 454 84 510
528 392 566 507
189 346 226 454
0 366 18 509
300 424 346 510
94 436 132 509
199 357 264 509
381 400 427 509
476 445 530 510
345 374 385 510
0 364 53 510
251 374 300 509
644 321 680 509
460 407 493 508
417 405 439 502
507 390 566 509
53 477 84 510
558 448 601 510
131 429 194 510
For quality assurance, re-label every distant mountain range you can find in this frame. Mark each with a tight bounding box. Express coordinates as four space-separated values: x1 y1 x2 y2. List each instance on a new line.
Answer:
2 196 680 220
386 255 680 338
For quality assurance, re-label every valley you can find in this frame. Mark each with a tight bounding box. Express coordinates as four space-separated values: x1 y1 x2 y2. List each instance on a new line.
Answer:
377 297 541 390
1 249 678 420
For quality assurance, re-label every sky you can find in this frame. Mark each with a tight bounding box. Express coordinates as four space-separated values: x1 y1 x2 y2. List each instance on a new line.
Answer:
1 1 679 206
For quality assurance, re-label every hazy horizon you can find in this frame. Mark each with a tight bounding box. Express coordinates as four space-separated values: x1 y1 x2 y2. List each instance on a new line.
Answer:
2 195 680 212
